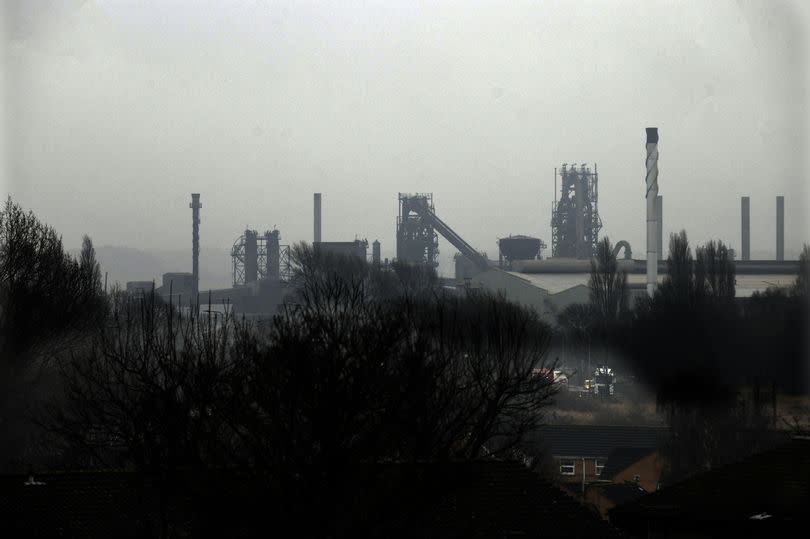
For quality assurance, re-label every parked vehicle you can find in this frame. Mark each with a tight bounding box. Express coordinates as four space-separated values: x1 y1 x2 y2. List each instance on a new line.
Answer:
587 366 615 396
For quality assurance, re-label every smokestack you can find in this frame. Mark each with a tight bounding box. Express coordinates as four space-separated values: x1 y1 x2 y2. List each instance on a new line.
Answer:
645 128 659 297
189 193 201 300
776 195 784 261
314 193 322 243
655 195 663 261
372 240 381 266
741 196 750 261
244 229 258 283
266 230 280 279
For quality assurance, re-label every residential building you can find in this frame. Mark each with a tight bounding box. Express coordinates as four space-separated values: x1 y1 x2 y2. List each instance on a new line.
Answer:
529 425 667 495
584 447 664 517
0 460 623 538
610 436 810 537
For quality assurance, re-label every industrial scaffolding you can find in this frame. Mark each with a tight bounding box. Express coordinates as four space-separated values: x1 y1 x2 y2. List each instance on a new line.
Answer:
550 164 602 259
396 193 440 267
231 229 291 287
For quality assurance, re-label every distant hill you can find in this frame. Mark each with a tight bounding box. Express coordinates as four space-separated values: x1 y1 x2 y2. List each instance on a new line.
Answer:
69 246 232 292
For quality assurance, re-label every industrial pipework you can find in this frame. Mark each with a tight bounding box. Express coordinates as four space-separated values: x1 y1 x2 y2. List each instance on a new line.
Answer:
645 128 659 297
550 164 602 259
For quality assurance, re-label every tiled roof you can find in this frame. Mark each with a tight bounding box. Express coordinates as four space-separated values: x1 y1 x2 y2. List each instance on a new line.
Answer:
531 425 668 459
0 462 624 538
610 437 810 525
386 460 623 538
0 470 148 538
600 483 648 506
599 448 656 480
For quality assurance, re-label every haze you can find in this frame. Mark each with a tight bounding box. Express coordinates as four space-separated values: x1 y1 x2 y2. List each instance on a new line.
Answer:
2 0 809 285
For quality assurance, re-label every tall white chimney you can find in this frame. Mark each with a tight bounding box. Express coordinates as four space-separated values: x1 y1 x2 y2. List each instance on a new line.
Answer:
655 195 663 261
646 128 659 297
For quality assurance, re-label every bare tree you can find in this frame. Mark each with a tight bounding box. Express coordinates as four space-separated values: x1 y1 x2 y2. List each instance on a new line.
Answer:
589 236 628 323
52 244 558 535
0 199 106 471
794 243 810 298
51 290 245 537
695 239 735 302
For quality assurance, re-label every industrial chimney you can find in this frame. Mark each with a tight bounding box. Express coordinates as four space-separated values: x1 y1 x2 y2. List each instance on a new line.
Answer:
372 240 381 266
266 230 280 279
189 193 201 301
655 195 663 260
645 128 659 296
776 196 784 261
314 193 322 243
741 196 750 261
244 229 258 283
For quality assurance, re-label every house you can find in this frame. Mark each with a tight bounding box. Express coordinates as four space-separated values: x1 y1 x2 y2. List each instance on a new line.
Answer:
584 447 664 517
529 425 667 496
609 436 810 538
0 461 624 538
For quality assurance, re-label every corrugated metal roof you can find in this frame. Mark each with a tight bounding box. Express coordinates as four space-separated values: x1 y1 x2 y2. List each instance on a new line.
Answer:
507 272 794 297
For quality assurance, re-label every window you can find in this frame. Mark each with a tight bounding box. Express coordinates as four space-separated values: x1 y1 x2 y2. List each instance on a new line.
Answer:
560 459 575 475
595 459 605 476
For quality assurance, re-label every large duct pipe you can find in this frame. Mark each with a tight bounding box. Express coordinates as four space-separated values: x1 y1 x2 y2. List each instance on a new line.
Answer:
314 193 322 243
645 128 659 297
655 195 663 260
189 193 201 301
776 195 784 261
741 196 750 261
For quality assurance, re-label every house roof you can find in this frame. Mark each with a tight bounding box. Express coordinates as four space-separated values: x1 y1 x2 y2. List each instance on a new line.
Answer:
599 448 657 480
599 483 648 506
391 460 623 538
610 437 810 524
0 461 623 538
531 425 668 459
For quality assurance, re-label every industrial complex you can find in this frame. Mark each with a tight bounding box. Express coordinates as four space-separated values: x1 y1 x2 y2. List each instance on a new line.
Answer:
128 129 800 322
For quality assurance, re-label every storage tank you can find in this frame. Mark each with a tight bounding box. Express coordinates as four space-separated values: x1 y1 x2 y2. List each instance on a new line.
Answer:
498 235 542 262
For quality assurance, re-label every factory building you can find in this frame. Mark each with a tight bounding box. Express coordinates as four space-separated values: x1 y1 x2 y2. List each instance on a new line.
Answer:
127 128 801 321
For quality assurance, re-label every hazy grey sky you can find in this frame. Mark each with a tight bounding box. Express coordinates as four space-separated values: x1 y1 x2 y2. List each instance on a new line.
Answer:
3 0 809 279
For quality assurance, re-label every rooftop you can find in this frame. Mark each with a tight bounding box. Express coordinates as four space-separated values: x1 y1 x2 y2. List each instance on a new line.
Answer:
610 437 810 526
529 425 668 459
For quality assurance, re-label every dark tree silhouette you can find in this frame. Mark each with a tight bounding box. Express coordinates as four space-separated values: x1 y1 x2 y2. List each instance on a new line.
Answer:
0 199 106 471
589 236 628 324
53 244 558 536
617 231 786 483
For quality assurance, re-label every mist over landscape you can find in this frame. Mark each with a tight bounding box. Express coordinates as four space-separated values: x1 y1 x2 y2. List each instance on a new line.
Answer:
3 0 810 284
1 2 810 537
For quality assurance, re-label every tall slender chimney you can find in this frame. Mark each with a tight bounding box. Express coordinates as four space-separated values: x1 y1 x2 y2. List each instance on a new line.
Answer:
314 193 322 243
189 193 201 300
741 196 750 261
655 195 663 261
372 240 381 266
776 195 784 261
244 229 258 283
645 128 659 297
